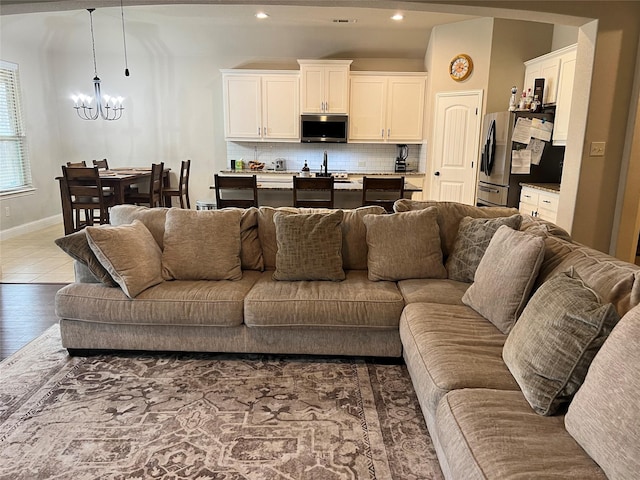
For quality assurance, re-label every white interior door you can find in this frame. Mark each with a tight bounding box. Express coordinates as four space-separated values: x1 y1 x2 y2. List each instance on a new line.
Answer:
430 91 483 205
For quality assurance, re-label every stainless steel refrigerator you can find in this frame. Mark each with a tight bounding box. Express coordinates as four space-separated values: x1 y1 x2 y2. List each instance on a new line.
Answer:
476 110 564 208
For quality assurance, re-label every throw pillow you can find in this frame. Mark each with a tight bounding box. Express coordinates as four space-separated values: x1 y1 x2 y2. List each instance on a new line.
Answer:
564 304 640 479
363 207 447 281
503 268 620 416
162 208 242 281
85 220 163 298
109 204 169 248
446 214 523 282
54 230 117 286
462 226 544 334
272 210 345 281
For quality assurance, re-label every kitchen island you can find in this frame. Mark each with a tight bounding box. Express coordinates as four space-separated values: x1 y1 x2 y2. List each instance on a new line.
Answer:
209 170 424 208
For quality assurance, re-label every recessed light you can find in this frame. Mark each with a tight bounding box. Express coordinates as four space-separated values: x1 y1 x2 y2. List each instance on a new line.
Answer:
391 13 404 21
256 12 269 19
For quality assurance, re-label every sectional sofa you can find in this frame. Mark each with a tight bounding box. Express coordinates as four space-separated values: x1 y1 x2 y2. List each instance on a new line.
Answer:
54 201 640 479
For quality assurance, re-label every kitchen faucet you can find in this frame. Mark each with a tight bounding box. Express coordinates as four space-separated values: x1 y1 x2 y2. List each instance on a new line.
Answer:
321 150 329 177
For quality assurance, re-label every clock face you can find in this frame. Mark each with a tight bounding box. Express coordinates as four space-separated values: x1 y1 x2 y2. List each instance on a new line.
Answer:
450 54 473 81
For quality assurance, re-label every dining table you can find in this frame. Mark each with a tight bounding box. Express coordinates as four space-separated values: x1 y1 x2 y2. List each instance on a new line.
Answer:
57 166 171 235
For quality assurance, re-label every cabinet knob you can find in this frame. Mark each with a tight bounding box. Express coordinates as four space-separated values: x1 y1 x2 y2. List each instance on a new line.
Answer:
381 129 384 138
434 171 440 176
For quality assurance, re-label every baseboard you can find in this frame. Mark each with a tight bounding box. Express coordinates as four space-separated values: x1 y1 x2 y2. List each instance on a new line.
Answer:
0 214 63 241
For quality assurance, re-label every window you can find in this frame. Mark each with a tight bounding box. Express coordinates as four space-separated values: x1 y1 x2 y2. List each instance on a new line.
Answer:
0 60 32 194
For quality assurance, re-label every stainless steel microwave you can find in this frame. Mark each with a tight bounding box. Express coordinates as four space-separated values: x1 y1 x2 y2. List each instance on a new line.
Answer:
300 114 348 143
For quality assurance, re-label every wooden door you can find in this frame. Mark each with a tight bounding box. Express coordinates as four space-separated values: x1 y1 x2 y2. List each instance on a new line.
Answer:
430 90 483 205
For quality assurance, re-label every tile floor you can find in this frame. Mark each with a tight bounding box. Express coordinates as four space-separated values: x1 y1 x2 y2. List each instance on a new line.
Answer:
1 224 75 283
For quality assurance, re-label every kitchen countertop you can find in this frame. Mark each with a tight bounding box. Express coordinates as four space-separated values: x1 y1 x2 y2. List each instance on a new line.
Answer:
211 176 421 192
520 182 561 194
219 169 423 176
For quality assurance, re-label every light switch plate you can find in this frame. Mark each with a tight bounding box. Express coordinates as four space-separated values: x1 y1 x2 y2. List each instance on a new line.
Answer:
590 141 606 157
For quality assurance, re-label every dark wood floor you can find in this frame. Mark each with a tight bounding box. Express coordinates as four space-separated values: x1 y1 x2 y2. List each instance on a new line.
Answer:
0 283 66 360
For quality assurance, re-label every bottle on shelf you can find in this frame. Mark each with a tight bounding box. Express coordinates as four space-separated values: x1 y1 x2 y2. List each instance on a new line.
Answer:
301 161 310 177
518 89 527 110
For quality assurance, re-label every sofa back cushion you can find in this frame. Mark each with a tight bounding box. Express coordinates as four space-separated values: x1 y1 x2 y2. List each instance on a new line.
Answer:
257 206 386 270
393 200 519 257
564 304 640 479
537 240 640 317
162 208 242 281
110 204 264 271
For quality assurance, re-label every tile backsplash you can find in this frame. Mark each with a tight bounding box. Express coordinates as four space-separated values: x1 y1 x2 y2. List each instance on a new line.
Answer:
226 142 426 173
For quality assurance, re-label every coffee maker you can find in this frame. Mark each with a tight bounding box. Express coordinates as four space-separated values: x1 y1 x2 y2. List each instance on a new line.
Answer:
395 144 408 172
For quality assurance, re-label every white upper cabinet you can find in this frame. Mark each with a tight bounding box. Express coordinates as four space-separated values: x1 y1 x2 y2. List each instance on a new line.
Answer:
298 60 351 114
222 71 300 142
524 44 577 146
349 73 426 143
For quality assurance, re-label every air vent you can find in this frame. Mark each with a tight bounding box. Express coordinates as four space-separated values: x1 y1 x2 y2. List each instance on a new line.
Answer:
332 19 357 24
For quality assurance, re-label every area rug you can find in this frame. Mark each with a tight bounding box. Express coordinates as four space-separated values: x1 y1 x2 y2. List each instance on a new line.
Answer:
0 325 443 480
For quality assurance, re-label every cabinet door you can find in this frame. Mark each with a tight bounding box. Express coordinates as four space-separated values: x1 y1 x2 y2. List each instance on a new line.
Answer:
386 77 425 143
524 56 560 104
552 50 577 146
223 75 261 139
300 65 324 114
262 75 300 140
325 65 350 114
348 76 386 142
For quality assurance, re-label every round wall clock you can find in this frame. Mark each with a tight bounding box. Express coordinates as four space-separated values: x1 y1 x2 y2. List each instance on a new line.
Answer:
449 54 473 81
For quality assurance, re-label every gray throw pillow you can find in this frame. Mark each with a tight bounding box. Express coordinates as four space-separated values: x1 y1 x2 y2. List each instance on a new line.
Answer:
462 226 544 334
273 210 345 281
54 230 117 287
446 214 522 282
503 268 620 416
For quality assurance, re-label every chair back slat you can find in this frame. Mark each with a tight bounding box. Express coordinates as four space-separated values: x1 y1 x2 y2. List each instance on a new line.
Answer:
362 176 405 213
293 176 335 208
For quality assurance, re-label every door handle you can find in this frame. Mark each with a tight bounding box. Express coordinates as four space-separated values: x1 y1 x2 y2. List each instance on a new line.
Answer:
434 171 440 176
479 185 499 194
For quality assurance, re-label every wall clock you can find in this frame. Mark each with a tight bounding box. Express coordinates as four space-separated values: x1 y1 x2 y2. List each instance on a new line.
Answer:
449 54 473 81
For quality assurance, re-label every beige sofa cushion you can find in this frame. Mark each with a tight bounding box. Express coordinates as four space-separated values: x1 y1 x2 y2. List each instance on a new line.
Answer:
537 240 640 317
436 389 607 480
257 206 386 270
446 214 522 282
520 214 571 240
55 230 117 287
162 208 242 281
503 269 620 416
364 207 447 281
85 220 164 298
109 204 169 248
463 226 544 334
393 199 518 257
55 271 263 327
565 304 640 480
245 270 404 328
273 210 345 281
111 205 264 271
397 278 470 305
400 303 519 419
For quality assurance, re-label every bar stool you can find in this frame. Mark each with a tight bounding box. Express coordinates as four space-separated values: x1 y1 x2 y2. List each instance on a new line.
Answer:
293 176 335 208
214 174 259 208
361 176 405 213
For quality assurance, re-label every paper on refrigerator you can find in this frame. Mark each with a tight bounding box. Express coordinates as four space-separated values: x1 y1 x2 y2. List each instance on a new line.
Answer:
530 118 553 142
526 138 546 165
512 149 532 174
512 117 533 144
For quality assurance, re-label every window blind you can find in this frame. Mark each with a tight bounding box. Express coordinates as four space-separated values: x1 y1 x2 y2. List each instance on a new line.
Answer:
0 60 32 194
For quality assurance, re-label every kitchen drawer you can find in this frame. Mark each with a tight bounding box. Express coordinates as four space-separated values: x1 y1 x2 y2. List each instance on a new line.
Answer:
520 188 539 205
519 201 538 217
537 207 558 223
538 192 559 212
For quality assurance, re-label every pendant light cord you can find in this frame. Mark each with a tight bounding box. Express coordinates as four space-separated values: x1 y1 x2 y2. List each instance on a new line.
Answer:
121 0 130 76
88 8 98 78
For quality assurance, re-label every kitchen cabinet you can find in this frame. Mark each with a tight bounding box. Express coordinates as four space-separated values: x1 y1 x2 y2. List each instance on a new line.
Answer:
348 73 426 143
298 60 351 114
523 44 577 146
519 185 559 223
222 71 300 142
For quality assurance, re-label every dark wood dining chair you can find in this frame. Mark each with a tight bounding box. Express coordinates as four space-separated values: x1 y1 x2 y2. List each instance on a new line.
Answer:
163 159 191 208
361 176 405 213
66 161 87 167
61 166 116 234
92 158 109 170
293 176 335 208
214 174 259 208
125 162 165 207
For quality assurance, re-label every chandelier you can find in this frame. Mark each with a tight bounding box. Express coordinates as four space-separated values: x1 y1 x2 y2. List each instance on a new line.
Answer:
72 8 125 121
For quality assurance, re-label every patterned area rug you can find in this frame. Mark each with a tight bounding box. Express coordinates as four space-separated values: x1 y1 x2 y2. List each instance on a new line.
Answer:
0 326 442 480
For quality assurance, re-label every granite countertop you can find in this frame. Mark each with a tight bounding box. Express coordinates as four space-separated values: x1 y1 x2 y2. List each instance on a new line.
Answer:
219 169 423 176
520 182 561 194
